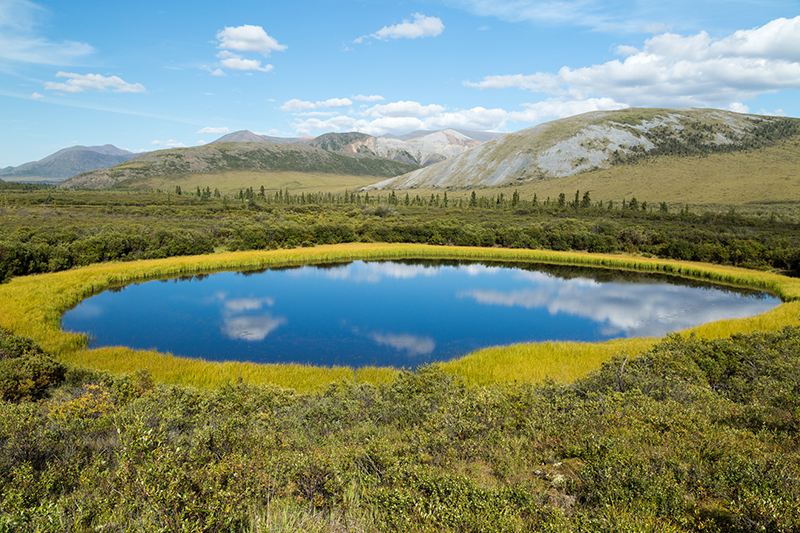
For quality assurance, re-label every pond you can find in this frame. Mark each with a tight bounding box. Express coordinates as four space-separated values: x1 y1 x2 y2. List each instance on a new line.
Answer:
61 260 780 368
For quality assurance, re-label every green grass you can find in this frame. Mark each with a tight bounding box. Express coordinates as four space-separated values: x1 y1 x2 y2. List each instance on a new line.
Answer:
1 243 798 391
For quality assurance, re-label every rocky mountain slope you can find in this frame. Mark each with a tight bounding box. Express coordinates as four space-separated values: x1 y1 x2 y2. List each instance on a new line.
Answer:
367 108 800 190
212 129 501 167
59 142 420 189
0 145 136 182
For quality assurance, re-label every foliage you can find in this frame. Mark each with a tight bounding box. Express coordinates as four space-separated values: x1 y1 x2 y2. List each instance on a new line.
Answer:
0 327 799 530
0 329 66 402
3 187 800 284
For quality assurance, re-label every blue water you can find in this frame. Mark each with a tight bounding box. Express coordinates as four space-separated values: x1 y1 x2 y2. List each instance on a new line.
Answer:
61 260 780 368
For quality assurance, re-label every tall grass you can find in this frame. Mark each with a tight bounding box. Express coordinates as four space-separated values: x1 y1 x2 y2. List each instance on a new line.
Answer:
1 243 798 391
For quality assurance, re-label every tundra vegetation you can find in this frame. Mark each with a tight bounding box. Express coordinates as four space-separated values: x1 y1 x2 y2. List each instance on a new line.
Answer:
1 183 800 530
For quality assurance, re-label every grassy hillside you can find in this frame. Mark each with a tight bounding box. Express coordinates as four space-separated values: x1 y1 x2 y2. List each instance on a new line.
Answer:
371 108 800 196
61 142 420 190
489 135 800 206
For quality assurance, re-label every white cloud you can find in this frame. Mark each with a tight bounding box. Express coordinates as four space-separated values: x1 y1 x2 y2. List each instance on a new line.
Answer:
216 51 274 72
197 126 230 134
464 16 800 110
317 97 353 108
511 98 628 123
280 98 316 112
728 102 750 114
210 68 225 77
216 24 287 55
353 94 385 102
362 100 446 118
151 139 186 148
280 97 353 113
44 72 146 93
29 91 44 99
0 0 93 65
422 106 509 130
286 96 627 137
356 13 444 43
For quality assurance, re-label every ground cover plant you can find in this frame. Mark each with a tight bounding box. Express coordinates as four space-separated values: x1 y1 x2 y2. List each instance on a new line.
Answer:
2 185 799 530
1 326 799 531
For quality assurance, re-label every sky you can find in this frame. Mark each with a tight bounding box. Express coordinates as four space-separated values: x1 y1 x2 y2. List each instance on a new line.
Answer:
0 0 799 167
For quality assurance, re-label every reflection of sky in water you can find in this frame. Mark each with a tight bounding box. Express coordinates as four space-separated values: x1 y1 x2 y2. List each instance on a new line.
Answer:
61 261 780 368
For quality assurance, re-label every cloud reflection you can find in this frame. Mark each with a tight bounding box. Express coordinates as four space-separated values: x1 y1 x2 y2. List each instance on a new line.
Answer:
347 324 437 356
215 294 286 341
459 276 778 338
291 261 444 283
223 314 287 341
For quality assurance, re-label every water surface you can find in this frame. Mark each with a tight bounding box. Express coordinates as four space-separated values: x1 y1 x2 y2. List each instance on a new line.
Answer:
61 260 780 368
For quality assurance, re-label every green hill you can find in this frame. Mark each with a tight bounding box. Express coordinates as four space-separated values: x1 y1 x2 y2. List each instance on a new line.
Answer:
60 142 421 190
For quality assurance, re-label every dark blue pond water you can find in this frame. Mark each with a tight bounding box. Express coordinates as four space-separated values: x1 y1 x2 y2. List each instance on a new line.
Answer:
61 260 780 368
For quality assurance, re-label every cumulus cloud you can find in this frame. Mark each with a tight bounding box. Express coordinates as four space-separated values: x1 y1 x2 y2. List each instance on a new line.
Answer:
280 97 353 113
212 24 285 75
216 50 274 72
362 100 446 118
197 126 230 134
463 16 800 110
216 24 287 55
353 94 385 102
30 91 44 99
0 0 93 65
43 72 146 93
317 97 353 108
151 139 186 148
356 13 444 43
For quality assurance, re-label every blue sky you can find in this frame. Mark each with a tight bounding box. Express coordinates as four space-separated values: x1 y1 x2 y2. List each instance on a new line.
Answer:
1 0 798 167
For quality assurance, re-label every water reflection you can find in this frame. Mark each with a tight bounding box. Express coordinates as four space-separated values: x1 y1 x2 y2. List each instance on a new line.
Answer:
214 293 287 341
61 260 780 368
458 269 775 338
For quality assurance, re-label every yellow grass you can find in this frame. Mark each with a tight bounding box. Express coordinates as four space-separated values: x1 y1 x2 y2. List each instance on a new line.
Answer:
1 243 798 391
493 139 800 205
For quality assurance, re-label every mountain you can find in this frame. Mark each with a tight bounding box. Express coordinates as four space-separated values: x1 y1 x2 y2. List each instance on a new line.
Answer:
0 145 136 182
211 131 311 144
212 129 501 167
59 142 421 189
367 108 800 192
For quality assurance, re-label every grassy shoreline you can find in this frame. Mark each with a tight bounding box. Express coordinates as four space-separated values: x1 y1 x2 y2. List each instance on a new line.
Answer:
1 243 799 391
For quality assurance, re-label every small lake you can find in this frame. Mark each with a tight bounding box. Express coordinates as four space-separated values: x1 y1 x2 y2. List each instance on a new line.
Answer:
61 260 780 368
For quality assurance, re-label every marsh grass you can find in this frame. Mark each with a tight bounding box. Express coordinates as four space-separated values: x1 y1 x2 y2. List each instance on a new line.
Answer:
1 243 798 391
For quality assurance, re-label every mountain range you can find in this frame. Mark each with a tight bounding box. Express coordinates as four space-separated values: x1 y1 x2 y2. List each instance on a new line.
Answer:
59 142 422 189
0 145 136 182
214 128 503 167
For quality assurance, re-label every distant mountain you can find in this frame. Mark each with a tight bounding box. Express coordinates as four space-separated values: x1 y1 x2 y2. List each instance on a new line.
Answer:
59 142 421 189
0 145 136 182
367 108 800 190
211 131 311 144
212 129 501 167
